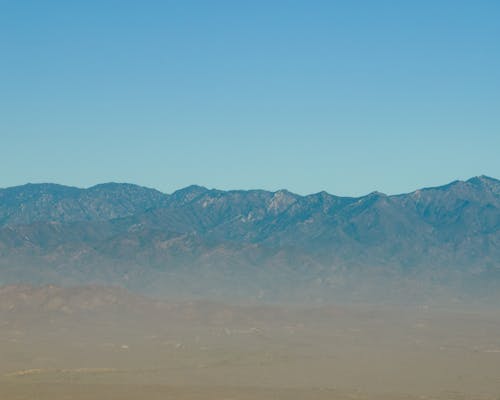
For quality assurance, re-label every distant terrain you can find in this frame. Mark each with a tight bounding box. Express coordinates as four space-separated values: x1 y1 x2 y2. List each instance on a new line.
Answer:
0 176 499 304
1 179 499 399
1 284 500 400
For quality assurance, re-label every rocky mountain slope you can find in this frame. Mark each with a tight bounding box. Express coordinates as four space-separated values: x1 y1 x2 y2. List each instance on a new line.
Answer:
0 182 167 226
0 176 498 303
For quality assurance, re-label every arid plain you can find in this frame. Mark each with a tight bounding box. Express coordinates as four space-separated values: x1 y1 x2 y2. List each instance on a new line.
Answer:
1 286 499 400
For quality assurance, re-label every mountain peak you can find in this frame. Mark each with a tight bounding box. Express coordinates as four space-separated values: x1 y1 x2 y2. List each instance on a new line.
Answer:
87 182 165 195
367 190 387 197
89 182 143 190
267 190 298 213
170 185 210 204
467 175 499 185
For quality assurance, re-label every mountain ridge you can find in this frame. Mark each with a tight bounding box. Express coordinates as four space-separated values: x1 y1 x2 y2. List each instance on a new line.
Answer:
3 175 498 199
0 176 498 303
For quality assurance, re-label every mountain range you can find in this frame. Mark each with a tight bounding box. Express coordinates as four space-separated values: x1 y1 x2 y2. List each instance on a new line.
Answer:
0 176 499 304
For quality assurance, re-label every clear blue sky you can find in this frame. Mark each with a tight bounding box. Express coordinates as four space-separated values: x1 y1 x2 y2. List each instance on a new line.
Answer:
1 1 499 196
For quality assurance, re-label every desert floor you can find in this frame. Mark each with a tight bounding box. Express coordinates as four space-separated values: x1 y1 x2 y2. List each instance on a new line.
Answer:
1 293 499 399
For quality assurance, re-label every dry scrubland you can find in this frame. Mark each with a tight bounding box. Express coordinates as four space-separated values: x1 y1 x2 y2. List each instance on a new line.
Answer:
0 286 500 399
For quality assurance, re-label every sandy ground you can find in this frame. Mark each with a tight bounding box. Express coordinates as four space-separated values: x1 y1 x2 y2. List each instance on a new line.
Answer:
1 295 499 399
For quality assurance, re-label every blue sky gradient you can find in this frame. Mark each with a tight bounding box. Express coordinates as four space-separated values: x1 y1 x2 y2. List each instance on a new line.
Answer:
1 1 499 195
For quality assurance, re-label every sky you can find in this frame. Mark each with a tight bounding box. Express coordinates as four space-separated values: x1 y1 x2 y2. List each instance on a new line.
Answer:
1 0 499 196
